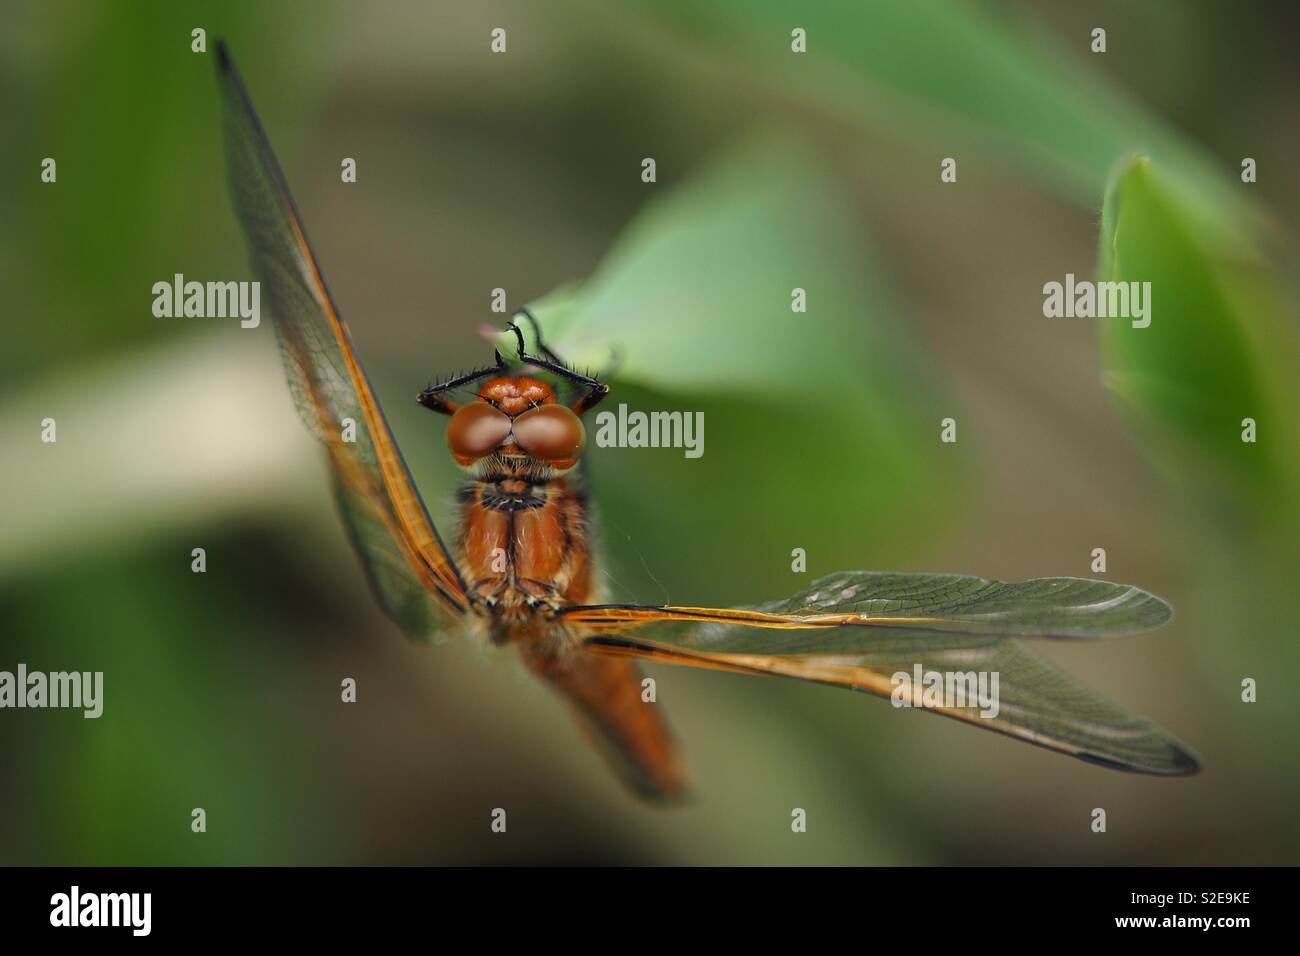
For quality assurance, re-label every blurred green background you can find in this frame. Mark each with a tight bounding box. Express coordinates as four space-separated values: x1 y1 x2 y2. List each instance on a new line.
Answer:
3 0 1299 865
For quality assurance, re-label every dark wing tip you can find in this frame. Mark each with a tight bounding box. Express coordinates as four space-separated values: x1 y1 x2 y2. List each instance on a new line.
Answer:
215 38 232 72
1075 739 1201 776
1165 740 1202 776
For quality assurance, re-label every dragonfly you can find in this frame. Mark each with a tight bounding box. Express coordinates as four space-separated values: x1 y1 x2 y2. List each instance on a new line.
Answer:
215 42 1199 800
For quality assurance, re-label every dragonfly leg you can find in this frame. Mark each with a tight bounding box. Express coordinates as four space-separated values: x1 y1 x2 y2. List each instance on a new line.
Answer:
417 351 508 415
507 318 610 416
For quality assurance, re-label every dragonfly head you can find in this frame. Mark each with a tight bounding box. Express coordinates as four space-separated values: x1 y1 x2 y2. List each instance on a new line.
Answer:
445 376 586 473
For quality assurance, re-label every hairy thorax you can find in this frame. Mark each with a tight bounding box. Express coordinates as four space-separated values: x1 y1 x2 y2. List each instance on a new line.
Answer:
455 468 593 646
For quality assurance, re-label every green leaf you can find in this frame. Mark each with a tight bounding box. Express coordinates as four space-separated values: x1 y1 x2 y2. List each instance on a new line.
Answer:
1097 157 1298 514
502 138 960 600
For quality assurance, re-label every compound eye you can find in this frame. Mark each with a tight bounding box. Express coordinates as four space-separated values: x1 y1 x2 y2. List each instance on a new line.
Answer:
512 404 585 464
446 402 513 465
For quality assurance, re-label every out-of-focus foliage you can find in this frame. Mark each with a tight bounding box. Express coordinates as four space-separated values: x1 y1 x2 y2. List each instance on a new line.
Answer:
633 0 1238 207
1098 157 1300 520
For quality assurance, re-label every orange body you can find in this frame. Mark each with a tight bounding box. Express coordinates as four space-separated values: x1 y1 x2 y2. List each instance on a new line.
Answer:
456 472 593 634
451 376 688 799
452 376 594 638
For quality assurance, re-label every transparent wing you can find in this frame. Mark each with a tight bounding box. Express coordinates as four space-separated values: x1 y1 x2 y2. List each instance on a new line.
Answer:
564 571 1198 775
562 570 1172 638
216 42 467 638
